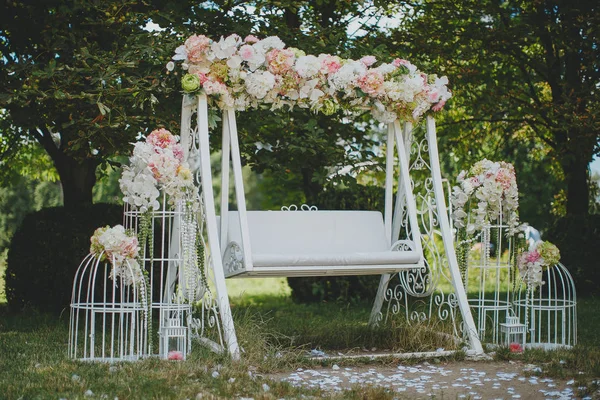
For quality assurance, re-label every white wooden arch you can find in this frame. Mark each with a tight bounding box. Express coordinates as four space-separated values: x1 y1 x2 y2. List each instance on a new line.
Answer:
181 94 483 359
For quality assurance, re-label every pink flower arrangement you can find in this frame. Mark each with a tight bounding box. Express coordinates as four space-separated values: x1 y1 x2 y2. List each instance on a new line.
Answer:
517 241 560 289
90 225 143 286
244 35 259 44
171 33 452 122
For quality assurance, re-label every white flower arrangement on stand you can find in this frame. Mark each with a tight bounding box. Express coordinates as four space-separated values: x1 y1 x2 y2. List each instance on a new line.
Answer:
451 159 520 236
170 33 452 122
450 159 522 344
119 127 205 358
119 128 196 212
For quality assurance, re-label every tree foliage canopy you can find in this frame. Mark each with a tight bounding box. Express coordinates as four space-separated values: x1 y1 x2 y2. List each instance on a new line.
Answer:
0 1 186 205
381 0 599 220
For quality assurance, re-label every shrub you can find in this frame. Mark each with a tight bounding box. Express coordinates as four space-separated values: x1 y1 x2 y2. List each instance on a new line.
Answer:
544 214 600 297
287 184 385 303
5 203 123 312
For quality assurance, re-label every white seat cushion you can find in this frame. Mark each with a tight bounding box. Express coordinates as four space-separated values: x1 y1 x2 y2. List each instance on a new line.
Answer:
223 211 420 268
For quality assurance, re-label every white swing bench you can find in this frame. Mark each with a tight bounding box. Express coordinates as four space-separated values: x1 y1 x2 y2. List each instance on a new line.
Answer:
220 210 421 278
182 94 483 359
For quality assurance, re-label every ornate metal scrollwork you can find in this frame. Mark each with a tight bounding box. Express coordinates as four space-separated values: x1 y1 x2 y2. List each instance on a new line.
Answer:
281 204 318 211
380 124 462 340
223 241 244 275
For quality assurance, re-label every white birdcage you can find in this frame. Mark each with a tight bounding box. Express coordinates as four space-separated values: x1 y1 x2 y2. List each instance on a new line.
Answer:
69 254 148 362
123 193 200 359
461 210 516 344
515 262 577 349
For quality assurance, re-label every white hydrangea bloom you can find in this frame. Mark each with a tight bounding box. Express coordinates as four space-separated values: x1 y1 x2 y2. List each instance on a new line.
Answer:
294 55 321 78
245 70 276 99
256 36 285 52
329 60 366 91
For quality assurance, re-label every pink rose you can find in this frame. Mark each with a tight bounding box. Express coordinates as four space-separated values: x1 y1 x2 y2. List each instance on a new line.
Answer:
360 55 377 67
495 168 514 190
167 351 184 361
244 35 259 44
172 144 184 162
392 58 409 67
509 343 523 353
432 100 446 112
239 44 255 61
203 80 229 97
121 238 139 259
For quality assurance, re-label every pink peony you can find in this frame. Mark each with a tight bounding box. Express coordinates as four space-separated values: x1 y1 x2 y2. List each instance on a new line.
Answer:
185 35 211 63
147 128 176 149
244 35 259 44
266 48 295 75
525 250 541 264
320 55 342 74
360 55 377 67
357 70 385 96
167 351 184 361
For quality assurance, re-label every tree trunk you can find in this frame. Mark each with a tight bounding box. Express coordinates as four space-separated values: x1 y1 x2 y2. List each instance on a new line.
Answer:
32 128 99 208
54 156 99 207
301 168 322 205
562 151 590 217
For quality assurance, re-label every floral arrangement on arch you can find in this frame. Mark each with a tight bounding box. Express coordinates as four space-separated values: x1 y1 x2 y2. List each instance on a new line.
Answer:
517 240 561 289
119 128 196 212
451 159 520 235
168 34 451 123
90 225 144 286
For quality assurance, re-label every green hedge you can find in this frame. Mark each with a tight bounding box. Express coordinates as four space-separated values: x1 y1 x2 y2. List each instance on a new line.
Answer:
5 204 123 312
545 214 600 297
286 184 385 303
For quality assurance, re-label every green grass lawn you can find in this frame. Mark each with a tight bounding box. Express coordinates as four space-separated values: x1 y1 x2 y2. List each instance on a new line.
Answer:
1 262 599 398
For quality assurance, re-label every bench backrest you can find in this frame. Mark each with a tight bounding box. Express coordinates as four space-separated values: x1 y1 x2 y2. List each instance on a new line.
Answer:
224 210 390 255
